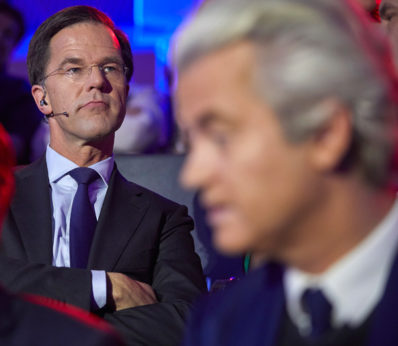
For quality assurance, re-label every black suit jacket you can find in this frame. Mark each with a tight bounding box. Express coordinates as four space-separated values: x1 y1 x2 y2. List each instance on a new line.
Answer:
0 285 124 346
183 255 398 346
0 156 206 345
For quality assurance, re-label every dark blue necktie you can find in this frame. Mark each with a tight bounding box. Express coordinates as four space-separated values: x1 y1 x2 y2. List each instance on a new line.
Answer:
69 167 99 268
301 288 333 338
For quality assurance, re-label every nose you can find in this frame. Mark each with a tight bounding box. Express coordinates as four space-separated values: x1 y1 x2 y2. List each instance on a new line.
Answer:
85 65 107 90
179 140 216 191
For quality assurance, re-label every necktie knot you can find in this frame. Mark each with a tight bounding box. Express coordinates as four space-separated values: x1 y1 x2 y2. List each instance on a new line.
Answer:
301 288 333 338
69 167 99 185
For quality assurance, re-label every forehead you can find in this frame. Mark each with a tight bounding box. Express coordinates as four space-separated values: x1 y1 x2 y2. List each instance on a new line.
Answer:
175 42 256 127
47 22 121 65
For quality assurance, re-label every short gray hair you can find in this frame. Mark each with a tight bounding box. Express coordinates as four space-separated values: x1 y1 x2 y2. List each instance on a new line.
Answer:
172 0 398 186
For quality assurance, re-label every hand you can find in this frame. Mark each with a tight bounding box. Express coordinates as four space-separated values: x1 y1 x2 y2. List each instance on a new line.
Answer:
107 272 158 311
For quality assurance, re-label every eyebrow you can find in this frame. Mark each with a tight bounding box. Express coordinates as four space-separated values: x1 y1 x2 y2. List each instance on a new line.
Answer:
197 112 218 130
189 111 234 137
57 56 124 69
197 111 237 131
178 112 218 142
58 57 85 69
179 111 234 149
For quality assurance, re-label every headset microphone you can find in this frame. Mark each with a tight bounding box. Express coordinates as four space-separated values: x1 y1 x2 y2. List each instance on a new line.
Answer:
40 97 68 117
45 111 69 118
40 91 68 117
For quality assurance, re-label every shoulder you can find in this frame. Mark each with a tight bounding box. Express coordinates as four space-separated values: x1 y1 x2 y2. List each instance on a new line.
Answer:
184 264 284 345
10 158 48 200
192 263 284 324
14 156 47 179
113 167 188 213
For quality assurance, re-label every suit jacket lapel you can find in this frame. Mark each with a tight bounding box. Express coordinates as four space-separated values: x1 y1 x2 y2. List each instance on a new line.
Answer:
252 263 285 346
216 263 285 346
10 156 53 263
367 248 398 346
88 167 150 270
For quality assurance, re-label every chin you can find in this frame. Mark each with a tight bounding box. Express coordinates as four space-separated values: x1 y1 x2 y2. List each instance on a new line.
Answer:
213 231 252 256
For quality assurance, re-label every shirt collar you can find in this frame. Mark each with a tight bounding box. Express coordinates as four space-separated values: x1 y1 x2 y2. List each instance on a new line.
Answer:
46 145 114 186
284 197 398 332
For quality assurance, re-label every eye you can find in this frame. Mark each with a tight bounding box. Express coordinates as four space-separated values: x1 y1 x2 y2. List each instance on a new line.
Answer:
213 133 228 147
208 129 229 149
65 66 83 76
102 64 119 74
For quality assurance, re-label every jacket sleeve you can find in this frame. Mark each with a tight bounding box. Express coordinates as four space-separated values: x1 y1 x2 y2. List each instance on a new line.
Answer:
0 212 93 310
102 205 207 346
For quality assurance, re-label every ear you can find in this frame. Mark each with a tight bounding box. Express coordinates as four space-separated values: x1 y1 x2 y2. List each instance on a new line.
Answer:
308 100 353 173
32 84 52 115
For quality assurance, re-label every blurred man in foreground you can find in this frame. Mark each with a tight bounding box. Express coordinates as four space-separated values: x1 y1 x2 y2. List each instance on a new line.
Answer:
172 0 398 344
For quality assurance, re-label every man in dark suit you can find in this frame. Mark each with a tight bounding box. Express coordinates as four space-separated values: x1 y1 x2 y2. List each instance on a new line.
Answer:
172 0 398 344
0 5 205 346
0 124 124 345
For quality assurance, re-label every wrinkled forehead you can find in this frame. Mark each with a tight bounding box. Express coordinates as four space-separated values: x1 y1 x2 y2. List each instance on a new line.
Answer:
51 22 120 51
46 22 122 69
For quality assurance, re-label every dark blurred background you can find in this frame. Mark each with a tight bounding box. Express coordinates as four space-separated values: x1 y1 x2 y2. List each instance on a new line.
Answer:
7 0 198 92
1 0 201 161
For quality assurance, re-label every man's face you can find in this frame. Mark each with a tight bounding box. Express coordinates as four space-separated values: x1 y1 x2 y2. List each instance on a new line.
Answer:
176 42 320 256
380 1 398 65
0 13 20 69
38 22 128 149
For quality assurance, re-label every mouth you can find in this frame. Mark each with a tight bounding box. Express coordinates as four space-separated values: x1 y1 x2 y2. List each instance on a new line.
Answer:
205 204 235 229
80 100 108 109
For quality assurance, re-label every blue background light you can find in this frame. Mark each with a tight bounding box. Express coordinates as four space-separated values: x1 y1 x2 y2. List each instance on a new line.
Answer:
9 0 199 91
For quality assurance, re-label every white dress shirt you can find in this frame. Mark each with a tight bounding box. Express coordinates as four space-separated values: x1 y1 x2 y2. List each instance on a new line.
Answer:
46 146 114 309
284 197 398 335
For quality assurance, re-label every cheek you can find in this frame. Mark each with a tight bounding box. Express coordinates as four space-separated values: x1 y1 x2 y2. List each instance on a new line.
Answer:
219 144 308 252
49 85 76 111
110 89 127 117
213 218 257 255
211 167 272 254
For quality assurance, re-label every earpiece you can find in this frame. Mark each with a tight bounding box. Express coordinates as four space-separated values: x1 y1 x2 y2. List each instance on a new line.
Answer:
40 99 48 106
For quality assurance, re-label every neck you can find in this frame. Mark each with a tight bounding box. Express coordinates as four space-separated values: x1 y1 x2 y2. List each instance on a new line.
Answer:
276 176 396 274
49 136 114 167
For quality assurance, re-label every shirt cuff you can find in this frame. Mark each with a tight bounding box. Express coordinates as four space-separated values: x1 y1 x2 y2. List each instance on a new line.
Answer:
91 270 107 309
